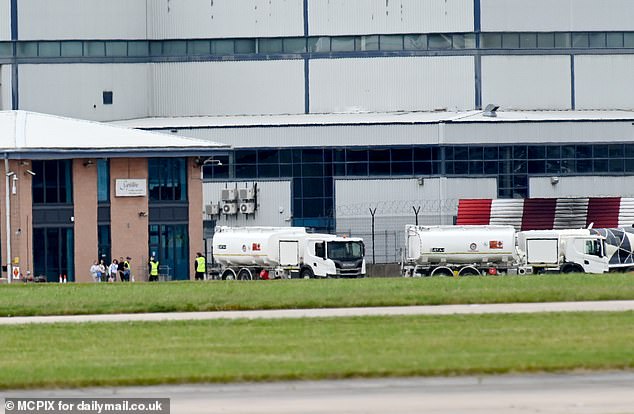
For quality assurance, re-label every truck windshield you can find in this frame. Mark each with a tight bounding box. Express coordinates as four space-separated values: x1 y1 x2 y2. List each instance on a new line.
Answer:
327 241 364 260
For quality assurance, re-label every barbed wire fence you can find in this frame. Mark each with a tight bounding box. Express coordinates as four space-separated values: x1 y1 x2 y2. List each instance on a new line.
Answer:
336 199 460 264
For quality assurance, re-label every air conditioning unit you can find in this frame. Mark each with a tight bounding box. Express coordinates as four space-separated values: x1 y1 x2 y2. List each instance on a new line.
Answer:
222 202 238 215
239 187 255 200
205 203 219 216
221 188 238 201
239 202 256 214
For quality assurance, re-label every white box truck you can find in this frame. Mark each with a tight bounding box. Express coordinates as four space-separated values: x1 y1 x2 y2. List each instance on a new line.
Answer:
212 226 366 280
402 225 608 277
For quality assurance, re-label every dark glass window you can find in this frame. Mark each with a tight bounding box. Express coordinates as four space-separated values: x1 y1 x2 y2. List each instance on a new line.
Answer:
98 225 111 264
148 158 187 201
33 227 74 282
32 160 73 204
97 159 109 202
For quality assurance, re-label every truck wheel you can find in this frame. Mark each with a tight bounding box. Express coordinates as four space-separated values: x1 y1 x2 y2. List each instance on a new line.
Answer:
238 268 253 281
300 268 314 279
561 263 583 274
222 269 236 280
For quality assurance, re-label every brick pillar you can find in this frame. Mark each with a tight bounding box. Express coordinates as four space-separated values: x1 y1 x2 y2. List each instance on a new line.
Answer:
109 158 149 282
188 157 204 280
73 159 98 283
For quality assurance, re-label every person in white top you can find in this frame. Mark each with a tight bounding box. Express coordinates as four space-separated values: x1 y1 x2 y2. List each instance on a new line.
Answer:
108 259 119 282
89 260 101 282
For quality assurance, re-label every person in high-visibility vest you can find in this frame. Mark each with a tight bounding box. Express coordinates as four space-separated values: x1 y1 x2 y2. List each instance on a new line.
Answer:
194 252 206 280
149 257 159 282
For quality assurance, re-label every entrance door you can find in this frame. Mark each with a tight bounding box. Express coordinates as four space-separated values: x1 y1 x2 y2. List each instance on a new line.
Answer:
149 224 189 280
33 227 74 282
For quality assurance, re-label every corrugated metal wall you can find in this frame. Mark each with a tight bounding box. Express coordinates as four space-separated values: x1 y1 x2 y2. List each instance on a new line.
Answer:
0 65 10 110
148 0 303 39
530 176 634 198
335 177 497 263
18 0 147 40
481 56 571 110
575 55 634 111
149 61 304 117
309 0 473 36
482 0 634 32
310 56 475 114
203 180 292 228
18 64 149 121
445 121 634 145
172 123 441 148
0 0 10 40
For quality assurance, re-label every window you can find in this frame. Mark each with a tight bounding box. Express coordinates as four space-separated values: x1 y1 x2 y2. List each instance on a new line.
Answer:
356 36 379 51
38 41 61 57
188 40 210 55
404 34 427 50
428 34 451 49
283 38 306 53
102 91 113 105
32 160 73 204
97 159 109 202
61 42 83 57
332 37 355 52
105 41 127 57
148 158 187 201
259 38 283 53
85 41 105 57
379 35 403 50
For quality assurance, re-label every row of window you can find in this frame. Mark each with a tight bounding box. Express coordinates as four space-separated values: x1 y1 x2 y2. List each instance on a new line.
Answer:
3 31 634 59
32 158 188 205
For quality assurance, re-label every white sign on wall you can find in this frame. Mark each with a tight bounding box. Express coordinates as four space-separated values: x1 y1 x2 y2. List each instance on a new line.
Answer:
115 179 147 197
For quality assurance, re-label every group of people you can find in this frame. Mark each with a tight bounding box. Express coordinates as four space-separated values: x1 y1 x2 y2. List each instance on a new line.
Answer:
89 253 206 282
89 257 132 282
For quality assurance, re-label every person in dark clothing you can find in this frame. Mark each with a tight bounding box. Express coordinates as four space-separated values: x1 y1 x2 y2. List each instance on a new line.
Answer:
117 256 126 282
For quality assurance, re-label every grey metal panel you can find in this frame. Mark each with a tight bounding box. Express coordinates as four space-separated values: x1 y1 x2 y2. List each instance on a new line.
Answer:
575 55 634 111
203 180 292 228
444 121 634 144
482 0 634 32
170 123 441 148
148 0 303 39
0 0 9 40
18 64 149 122
309 0 473 36
335 177 496 263
310 57 475 114
150 61 304 117
0 65 10 110
149 204 189 223
481 55 571 111
529 176 634 198
18 0 147 40
33 205 74 226
97 205 110 223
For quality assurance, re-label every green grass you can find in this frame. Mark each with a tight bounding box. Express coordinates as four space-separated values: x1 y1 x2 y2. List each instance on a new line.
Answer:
1 273 634 317
0 312 632 389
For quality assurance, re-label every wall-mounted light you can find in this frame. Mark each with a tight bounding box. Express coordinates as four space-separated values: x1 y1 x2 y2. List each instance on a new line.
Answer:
83 160 95 167
194 157 223 167
24 169 36 176
138 211 148 217
550 176 560 185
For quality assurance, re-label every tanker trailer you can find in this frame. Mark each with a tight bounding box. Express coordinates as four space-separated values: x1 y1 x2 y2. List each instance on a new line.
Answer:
401 225 518 277
212 226 366 280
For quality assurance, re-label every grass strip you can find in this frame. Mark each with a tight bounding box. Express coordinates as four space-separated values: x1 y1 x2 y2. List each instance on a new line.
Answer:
1 274 634 317
0 312 633 389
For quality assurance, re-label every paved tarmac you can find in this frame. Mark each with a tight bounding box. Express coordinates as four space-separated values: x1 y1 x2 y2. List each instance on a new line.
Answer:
1 300 633 325
2 372 633 414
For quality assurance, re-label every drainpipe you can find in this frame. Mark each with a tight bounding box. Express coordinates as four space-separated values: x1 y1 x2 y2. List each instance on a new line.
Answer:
4 156 12 283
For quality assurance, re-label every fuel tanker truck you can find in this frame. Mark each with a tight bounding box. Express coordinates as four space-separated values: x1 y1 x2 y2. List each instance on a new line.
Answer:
402 225 608 277
212 226 366 280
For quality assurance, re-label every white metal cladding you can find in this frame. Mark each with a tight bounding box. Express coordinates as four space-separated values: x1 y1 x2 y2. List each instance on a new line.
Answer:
308 0 473 36
481 55 571 111
618 199 634 227
203 181 292 228
489 199 524 229
554 198 589 230
148 0 303 39
149 61 304 117
481 0 634 32
575 55 634 111
18 0 147 40
170 123 441 148
18 64 149 122
0 0 9 40
444 121 634 144
335 177 497 263
310 56 475 114
529 176 634 199
0 65 10 110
